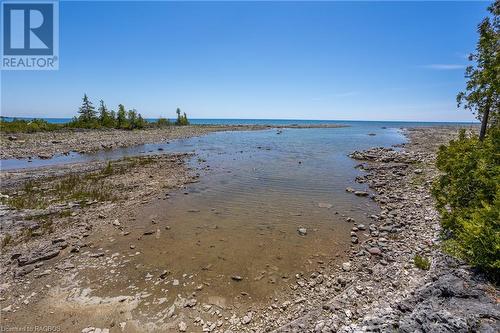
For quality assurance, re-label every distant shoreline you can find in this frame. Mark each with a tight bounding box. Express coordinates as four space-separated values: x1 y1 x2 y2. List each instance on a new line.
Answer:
0 116 480 126
1 124 349 161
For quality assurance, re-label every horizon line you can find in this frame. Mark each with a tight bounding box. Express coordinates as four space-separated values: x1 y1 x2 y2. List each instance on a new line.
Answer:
0 115 479 124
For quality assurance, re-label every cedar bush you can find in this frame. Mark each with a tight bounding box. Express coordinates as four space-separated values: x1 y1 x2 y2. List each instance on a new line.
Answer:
0 118 62 133
432 127 499 280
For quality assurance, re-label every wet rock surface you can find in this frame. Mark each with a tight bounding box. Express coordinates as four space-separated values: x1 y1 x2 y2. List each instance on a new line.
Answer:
262 126 498 332
1 126 497 332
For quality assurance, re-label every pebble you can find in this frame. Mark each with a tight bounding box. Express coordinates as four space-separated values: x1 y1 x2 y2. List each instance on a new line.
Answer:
368 247 382 255
297 227 307 236
178 322 187 332
241 312 253 324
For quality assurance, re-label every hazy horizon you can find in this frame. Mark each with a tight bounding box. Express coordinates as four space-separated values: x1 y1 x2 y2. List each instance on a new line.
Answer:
0 115 480 124
1 1 493 122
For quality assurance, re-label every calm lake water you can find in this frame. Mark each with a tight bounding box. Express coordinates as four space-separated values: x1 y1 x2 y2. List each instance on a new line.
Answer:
63 123 410 305
0 120 476 171
0 121 471 309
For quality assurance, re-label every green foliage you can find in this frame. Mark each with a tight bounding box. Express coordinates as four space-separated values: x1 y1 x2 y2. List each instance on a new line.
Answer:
175 107 190 126
443 198 500 274
77 93 97 123
0 117 62 133
116 104 128 129
54 174 116 203
102 161 113 176
457 1 499 136
98 100 115 128
155 117 171 127
8 180 46 209
6 169 118 210
2 96 190 133
432 127 500 279
126 109 146 129
414 254 431 270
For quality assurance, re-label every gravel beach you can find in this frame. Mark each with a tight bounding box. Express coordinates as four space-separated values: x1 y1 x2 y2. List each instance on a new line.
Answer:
0 125 497 333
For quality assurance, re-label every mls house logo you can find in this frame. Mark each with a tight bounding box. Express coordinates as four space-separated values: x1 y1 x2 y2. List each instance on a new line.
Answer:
1 0 59 70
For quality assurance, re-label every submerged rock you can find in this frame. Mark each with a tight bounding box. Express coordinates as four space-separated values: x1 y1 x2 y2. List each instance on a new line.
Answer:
297 227 307 236
318 202 333 208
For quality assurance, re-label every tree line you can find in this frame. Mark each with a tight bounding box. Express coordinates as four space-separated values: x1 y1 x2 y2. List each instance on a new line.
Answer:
72 94 190 129
434 1 499 280
0 94 190 133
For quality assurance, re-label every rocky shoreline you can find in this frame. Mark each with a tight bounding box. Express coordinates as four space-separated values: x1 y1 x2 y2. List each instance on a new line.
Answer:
0 126 497 332
0 153 197 275
0 124 347 160
251 127 498 332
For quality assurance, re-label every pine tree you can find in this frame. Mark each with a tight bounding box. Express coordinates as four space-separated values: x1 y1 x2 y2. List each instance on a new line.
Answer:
136 114 146 129
175 108 189 126
127 109 138 129
98 100 114 128
117 104 128 129
78 94 97 123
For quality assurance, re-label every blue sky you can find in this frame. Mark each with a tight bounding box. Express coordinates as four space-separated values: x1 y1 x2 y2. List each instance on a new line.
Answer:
0 1 492 121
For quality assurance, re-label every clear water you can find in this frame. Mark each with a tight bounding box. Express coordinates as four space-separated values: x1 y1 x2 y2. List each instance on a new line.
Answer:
1 120 477 171
0 122 446 311
48 124 408 307
1 116 477 126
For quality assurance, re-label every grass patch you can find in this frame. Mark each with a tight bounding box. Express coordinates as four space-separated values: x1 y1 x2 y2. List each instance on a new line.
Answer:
7 180 46 209
5 162 121 210
3 156 164 212
101 161 113 176
1 234 12 248
414 254 431 270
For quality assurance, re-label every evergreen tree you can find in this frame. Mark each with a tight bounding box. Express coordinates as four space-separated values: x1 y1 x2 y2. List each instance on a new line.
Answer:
98 100 115 128
136 114 146 129
110 110 116 123
117 104 128 129
78 94 97 123
127 109 138 129
176 108 181 123
457 1 499 140
175 108 189 126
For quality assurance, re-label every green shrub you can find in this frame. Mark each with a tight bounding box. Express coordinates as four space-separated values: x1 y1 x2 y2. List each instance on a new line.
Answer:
175 108 189 126
443 198 500 273
432 127 499 279
155 117 171 127
414 254 431 270
0 118 62 133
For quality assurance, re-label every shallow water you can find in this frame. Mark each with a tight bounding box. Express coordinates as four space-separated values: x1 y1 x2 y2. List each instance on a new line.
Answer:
70 125 407 310
0 120 472 170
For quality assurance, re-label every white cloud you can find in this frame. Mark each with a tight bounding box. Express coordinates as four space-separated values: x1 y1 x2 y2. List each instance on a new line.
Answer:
332 91 359 98
421 64 465 70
